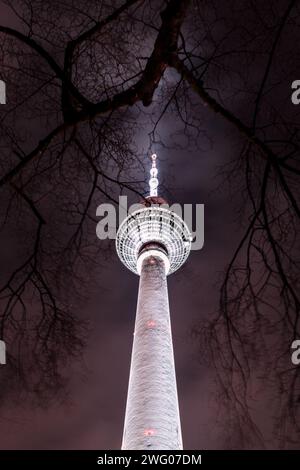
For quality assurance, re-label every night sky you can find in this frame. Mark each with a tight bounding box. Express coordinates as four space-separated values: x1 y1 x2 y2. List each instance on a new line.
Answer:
0 117 236 450
0 0 299 450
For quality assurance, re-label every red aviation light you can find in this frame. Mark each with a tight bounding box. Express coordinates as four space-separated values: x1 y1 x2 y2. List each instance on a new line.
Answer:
147 320 156 328
144 429 155 436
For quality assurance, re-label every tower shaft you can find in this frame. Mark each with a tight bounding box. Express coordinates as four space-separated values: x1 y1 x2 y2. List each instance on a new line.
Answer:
122 251 182 450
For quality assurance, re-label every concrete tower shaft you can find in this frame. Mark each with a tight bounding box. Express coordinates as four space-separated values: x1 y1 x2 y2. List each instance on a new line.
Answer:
121 248 182 450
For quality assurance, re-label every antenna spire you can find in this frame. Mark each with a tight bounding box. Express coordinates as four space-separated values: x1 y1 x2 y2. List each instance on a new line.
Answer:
149 153 158 197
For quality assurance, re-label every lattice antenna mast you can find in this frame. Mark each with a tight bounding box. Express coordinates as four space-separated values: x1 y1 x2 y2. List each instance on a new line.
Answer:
149 153 158 197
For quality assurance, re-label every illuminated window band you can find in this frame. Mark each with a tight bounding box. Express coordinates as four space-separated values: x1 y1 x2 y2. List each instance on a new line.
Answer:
137 249 170 275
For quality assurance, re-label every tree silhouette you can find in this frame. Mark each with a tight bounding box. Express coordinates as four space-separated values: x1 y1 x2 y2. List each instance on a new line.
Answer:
0 0 299 447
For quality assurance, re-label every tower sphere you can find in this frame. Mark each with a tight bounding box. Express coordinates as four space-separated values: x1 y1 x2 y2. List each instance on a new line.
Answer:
116 205 192 275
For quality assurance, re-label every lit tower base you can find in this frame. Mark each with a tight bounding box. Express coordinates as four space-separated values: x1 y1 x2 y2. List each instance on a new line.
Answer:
116 155 191 450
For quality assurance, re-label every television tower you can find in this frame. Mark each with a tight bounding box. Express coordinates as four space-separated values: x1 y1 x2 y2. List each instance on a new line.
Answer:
116 154 192 450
